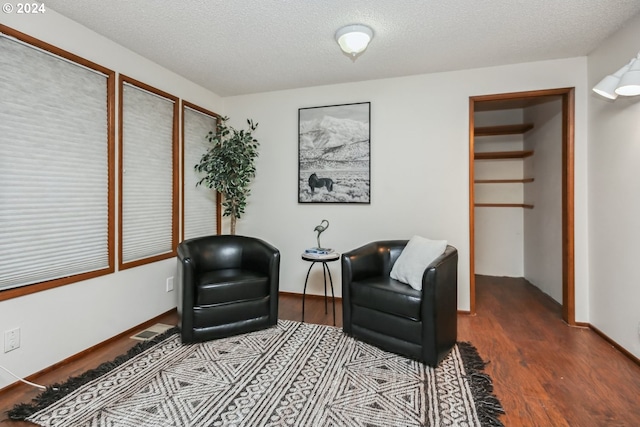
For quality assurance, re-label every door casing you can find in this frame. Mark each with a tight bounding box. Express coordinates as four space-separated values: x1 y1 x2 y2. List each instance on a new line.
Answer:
468 88 575 325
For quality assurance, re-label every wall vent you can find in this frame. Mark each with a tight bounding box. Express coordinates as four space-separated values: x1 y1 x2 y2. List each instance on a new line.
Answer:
130 323 174 341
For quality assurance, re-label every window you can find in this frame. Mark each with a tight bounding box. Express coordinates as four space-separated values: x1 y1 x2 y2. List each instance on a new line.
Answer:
119 76 178 269
182 102 221 240
0 26 115 300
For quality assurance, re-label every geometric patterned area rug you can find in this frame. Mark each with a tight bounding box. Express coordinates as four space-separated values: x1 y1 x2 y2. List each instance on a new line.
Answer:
10 320 504 426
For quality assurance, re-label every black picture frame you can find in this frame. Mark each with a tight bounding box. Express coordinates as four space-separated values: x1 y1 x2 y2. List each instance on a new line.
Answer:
298 102 371 204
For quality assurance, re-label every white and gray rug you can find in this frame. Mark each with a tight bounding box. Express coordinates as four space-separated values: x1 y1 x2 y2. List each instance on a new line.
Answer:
11 320 504 426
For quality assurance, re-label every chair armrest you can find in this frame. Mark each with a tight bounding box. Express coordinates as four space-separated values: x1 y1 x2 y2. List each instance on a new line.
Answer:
177 242 197 341
422 245 458 301
177 242 197 295
421 245 458 361
240 237 280 323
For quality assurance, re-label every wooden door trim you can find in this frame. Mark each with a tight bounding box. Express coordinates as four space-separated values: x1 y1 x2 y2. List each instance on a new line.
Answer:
468 88 575 325
562 88 575 324
468 98 476 314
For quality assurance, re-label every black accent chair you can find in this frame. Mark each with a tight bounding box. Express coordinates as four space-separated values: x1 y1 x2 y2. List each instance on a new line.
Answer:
177 235 280 343
341 240 458 367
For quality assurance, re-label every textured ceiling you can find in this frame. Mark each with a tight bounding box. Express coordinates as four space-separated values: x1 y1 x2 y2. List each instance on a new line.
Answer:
45 0 640 97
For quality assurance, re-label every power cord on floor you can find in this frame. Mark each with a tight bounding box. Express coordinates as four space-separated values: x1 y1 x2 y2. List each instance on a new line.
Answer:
0 364 53 390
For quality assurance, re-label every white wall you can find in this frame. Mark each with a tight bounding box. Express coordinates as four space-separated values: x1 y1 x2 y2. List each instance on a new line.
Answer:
0 12 225 389
588 12 640 359
474 207 524 276
224 56 590 322
523 100 563 303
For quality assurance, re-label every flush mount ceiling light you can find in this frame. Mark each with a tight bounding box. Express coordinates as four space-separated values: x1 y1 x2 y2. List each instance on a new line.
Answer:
335 24 373 59
593 51 640 100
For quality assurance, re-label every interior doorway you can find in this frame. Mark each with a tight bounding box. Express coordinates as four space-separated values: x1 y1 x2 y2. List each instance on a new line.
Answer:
468 88 575 325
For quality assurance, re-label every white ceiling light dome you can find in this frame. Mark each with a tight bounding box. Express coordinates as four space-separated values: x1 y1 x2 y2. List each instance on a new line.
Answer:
335 24 374 59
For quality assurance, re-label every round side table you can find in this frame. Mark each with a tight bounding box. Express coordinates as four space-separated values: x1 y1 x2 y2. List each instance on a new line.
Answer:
301 252 340 326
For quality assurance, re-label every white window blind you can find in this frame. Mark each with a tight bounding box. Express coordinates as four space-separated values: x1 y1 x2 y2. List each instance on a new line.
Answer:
183 106 218 240
121 81 176 266
0 35 111 291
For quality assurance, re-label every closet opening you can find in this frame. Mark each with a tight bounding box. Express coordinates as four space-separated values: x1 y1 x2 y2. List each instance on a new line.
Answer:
468 88 575 325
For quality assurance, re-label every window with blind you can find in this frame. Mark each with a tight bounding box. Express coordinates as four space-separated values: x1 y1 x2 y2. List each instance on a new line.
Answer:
119 76 178 269
0 26 115 300
182 102 221 240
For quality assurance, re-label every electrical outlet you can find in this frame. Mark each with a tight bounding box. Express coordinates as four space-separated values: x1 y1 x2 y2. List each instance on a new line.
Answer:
4 328 20 353
166 276 174 292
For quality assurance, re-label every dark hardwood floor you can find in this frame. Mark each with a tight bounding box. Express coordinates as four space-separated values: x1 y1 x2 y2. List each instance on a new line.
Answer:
2 277 640 426
463 276 640 426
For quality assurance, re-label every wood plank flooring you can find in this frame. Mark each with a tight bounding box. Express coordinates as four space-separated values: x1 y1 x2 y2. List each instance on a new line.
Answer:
2 276 640 426
462 275 640 426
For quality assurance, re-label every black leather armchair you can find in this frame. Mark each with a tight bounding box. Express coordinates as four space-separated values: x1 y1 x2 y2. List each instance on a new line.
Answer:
342 240 458 367
177 235 280 343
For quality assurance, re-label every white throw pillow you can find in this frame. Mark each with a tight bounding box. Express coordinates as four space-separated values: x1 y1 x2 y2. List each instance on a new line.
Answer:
390 236 447 291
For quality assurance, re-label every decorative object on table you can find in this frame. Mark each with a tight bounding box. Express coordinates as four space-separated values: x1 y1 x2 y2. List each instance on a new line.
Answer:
11 321 504 427
298 102 370 204
304 247 333 254
302 249 338 260
194 116 259 235
313 219 330 250
342 239 458 367
304 219 337 259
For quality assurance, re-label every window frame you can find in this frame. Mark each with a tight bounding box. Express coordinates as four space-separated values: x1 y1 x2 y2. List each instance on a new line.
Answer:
118 75 179 270
181 101 222 240
0 24 116 302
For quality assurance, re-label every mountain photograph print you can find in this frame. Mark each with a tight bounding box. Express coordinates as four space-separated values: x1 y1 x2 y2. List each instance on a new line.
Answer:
298 102 370 204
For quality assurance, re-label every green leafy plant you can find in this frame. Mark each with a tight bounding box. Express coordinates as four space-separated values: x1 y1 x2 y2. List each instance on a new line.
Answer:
195 116 259 235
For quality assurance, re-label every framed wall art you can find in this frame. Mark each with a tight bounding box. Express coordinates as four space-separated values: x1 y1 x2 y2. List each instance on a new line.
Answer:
298 102 370 204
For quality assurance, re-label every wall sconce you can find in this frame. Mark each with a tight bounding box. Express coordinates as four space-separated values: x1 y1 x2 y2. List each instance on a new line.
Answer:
593 51 640 100
335 24 373 60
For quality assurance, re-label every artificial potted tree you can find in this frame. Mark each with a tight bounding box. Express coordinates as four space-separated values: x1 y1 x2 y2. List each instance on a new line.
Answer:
195 116 259 235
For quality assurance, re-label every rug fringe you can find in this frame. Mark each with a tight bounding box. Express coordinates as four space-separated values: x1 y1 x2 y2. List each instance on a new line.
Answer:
457 341 506 427
7 326 179 421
